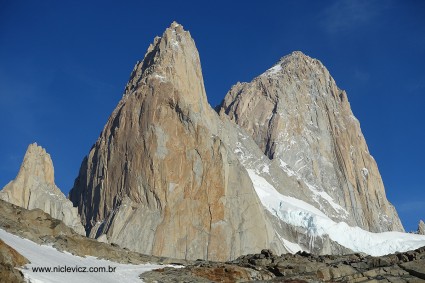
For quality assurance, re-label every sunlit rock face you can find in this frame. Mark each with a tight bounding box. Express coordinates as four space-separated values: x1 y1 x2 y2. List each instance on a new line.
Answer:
0 143 85 235
218 51 403 233
70 23 405 261
69 22 281 261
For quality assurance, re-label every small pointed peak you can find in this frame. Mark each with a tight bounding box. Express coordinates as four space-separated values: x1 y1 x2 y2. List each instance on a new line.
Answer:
279 50 313 63
28 142 39 149
418 220 425 235
260 50 329 81
269 50 327 75
27 142 48 156
21 143 55 185
261 51 314 77
289 50 308 57
170 21 182 28
166 21 185 34
160 21 191 49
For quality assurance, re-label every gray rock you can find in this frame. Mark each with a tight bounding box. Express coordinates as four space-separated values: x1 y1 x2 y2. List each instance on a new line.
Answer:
418 220 425 235
68 22 415 260
0 238 28 283
140 247 425 282
218 51 404 233
400 259 425 280
0 143 85 235
69 22 282 261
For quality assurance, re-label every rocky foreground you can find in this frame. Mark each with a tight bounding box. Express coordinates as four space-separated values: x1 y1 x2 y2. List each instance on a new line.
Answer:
0 199 423 282
0 238 28 283
142 248 425 282
0 199 187 266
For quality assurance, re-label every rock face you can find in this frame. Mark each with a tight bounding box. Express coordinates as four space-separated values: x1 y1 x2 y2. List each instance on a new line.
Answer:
0 199 187 265
0 143 85 235
2 197 423 283
70 23 410 260
218 51 403 233
69 22 281 261
419 220 425 235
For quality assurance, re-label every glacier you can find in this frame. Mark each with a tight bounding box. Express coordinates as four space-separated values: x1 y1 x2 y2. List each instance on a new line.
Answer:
247 169 425 256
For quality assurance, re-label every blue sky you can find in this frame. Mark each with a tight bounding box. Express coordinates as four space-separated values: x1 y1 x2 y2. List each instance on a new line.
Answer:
0 0 424 231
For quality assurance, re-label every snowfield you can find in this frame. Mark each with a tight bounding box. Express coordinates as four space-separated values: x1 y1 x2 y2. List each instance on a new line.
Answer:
247 169 425 256
0 228 173 283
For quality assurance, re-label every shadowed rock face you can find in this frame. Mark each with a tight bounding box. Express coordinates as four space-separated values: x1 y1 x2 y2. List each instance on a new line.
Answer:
69 22 279 261
0 143 85 235
218 51 404 233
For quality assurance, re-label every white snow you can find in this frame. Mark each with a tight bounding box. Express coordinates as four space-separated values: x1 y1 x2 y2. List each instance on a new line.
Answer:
169 31 180 50
153 73 166 82
245 134 344 218
171 39 179 49
0 229 175 283
233 141 254 165
278 158 348 217
361 168 369 179
261 164 270 174
276 234 303 254
263 64 282 76
247 170 425 256
304 181 349 217
279 159 296 177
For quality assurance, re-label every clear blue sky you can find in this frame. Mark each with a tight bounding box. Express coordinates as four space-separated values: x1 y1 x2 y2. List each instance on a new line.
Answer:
1 0 424 231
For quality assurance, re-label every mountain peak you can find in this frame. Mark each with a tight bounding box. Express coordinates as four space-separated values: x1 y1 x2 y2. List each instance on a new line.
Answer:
418 220 425 235
284 50 309 58
169 21 183 30
279 51 323 69
260 51 326 78
21 142 55 185
160 21 195 55
69 22 277 260
163 21 186 39
220 50 404 233
0 143 85 234
123 21 208 114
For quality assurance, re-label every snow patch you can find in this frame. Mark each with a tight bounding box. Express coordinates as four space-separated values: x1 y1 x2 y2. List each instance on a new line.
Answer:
278 157 347 217
153 73 166 82
279 159 296 177
261 164 270 174
304 182 348 217
233 141 254 166
171 39 179 50
276 234 303 254
361 168 369 179
0 229 177 283
263 64 282 76
247 170 425 256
